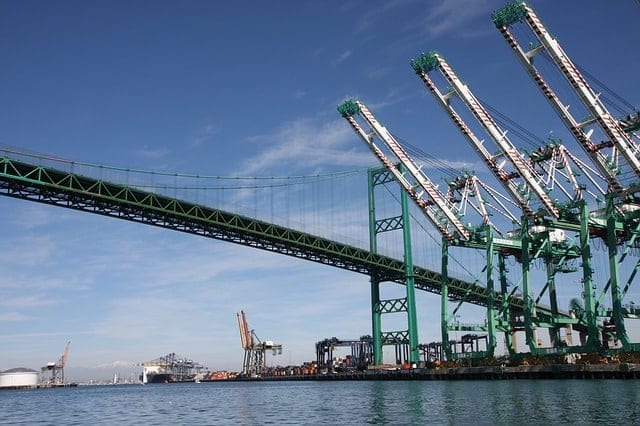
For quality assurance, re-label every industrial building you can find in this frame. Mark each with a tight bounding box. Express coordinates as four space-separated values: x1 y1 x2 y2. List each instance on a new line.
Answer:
0 368 39 389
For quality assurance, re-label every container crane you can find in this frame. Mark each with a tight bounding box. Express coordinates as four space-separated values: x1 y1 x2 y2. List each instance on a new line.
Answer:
41 340 70 387
492 0 640 352
315 336 373 372
237 311 282 377
410 51 606 354
338 99 530 359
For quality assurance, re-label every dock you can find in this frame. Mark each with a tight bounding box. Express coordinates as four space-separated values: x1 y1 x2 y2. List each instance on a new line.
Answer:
234 363 640 381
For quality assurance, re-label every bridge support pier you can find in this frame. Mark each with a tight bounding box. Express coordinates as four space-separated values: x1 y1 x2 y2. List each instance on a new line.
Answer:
368 167 420 365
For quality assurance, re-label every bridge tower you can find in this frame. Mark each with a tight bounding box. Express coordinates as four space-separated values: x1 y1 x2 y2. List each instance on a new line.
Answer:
367 166 420 366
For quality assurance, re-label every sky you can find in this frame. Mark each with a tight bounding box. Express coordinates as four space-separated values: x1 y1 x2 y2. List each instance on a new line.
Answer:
1 0 639 381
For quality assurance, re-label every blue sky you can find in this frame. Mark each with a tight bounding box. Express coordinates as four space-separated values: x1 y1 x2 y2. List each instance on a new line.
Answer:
1 0 639 381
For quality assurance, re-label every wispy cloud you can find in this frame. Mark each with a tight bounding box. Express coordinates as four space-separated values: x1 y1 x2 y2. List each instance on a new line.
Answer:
350 0 499 58
332 49 353 65
0 331 86 340
239 117 374 175
134 145 170 159
190 123 218 148
94 360 135 369
0 234 58 269
363 87 416 111
0 311 32 321
7 204 58 230
0 294 59 309
418 0 499 39
352 0 418 34
292 89 306 100
365 66 393 80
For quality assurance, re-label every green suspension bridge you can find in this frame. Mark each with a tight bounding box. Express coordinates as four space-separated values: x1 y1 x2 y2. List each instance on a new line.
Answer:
0 150 563 358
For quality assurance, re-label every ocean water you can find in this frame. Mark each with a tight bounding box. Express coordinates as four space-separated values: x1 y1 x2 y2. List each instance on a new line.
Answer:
1 380 639 425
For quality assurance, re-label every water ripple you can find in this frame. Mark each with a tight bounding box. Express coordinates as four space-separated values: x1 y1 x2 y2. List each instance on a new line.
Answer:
1 380 639 425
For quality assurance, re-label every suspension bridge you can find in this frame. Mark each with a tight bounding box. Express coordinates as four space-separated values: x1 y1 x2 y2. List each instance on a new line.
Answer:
2 1 640 367
0 150 544 313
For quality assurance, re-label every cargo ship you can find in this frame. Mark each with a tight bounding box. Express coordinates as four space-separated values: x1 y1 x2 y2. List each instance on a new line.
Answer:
138 353 209 384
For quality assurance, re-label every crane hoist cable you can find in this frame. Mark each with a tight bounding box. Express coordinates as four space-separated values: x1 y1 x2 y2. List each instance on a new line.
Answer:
539 53 637 117
394 135 462 179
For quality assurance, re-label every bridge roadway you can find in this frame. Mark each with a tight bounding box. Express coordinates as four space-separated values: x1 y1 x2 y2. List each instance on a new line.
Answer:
0 155 571 324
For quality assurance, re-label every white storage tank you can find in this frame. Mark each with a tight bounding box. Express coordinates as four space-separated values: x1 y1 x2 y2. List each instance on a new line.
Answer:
0 368 39 389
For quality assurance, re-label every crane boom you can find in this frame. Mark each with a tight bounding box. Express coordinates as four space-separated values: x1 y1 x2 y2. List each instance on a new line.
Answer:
237 311 252 349
61 341 70 368
411 52 559 219
338 99 469 241
492 1 640 194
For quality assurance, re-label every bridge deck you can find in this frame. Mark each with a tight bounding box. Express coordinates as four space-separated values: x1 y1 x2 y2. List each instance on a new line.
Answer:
0 155 569 323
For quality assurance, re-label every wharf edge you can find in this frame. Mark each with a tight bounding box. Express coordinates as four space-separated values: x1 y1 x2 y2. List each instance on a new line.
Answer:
231 363 640 381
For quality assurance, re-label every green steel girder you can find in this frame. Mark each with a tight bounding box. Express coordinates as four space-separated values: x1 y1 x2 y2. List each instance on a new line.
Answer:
380 298 408 314
449 324 489 332
0 156 570 323
381 331 410 345
370 169 397 186
375 215 403 233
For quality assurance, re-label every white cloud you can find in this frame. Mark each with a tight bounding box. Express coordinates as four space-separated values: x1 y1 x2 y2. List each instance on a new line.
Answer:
366 66 393 80
191 122 218 147
134 145 170 159
332 49 353 65
93 360 135 369
0 311 32 321
0 330 85 340
353 0 418 34
292 89 306 99
419 0 498 39
7 204 57 229
0 294 59 309
351 0 498 56
238 117 374 175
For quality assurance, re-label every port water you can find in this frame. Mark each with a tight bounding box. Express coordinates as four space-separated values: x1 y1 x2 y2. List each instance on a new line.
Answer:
1 380 639 424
